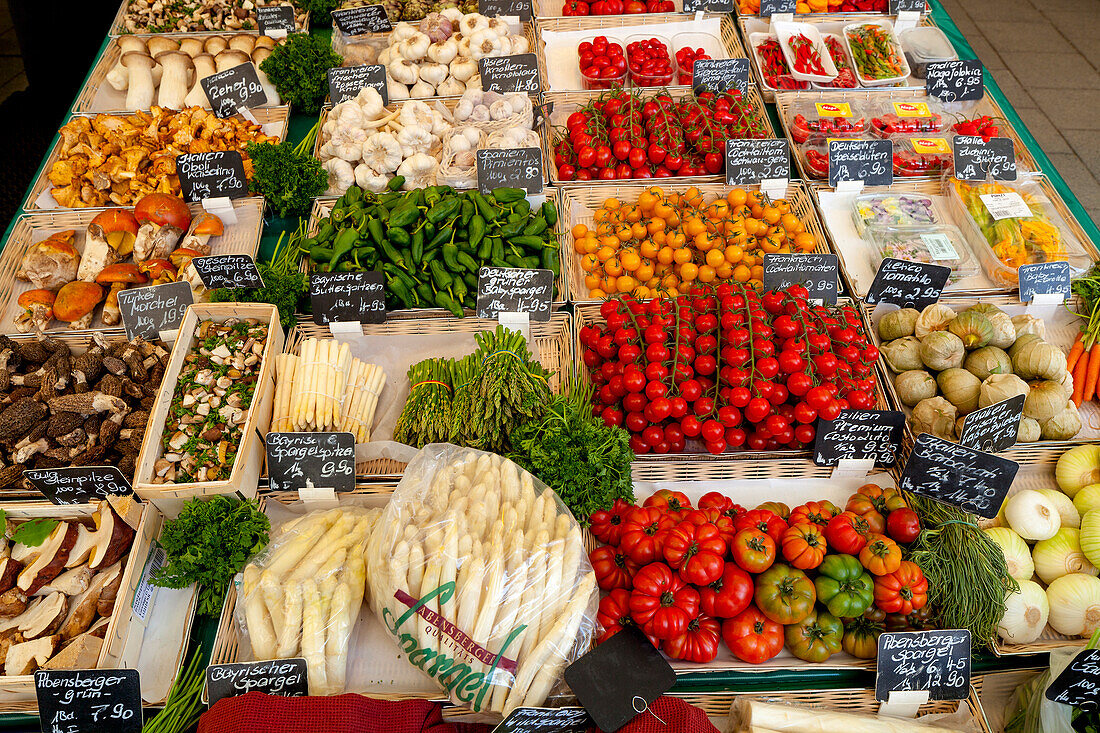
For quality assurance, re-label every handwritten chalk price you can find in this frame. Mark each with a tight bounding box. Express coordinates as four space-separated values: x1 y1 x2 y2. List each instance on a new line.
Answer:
117 280 194 341
22 466 133 505
177 151 249 202
200 62 267 118
864 258 950 309
927 60 983 102
899 433 1018 518
828 139 892 187
35 669 142 733
953 136 1017 181
875 630 971 701
725 139 789 186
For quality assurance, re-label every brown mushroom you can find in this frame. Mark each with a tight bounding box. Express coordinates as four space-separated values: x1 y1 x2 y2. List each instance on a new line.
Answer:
87 504 135 571
53 281 103 331
139 259 177 286
254 35 276 51
0 589 27 619
228 33 256 53
17 231 80 291
96 263 147 326
32 566 91 597
145 36 180 58
6 634 61 675
0 558 22 595
214 48 250 72
204 35 229 56
14 290 56 334
16 523 78 595
64 525 95 569
178 212 224 254
59 568 114 640
178 37 205 58
95 563 123 618
89 208 139 256
250 46 280 105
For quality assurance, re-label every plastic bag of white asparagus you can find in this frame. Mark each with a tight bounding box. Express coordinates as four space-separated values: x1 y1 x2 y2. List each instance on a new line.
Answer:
366 444 598 718
235 505 382 695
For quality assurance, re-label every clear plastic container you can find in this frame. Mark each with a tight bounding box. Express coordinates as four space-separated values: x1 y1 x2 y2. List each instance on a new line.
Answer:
626 35 675 87
799 137 871 180
852 192 941 235
750 33 811 92
843 20 911 87
869 99 949 138
773 21 839 84
947 175 1094 287
812 34 858 90
900 26 957 80
866 224 980 283
672 31 721 86
787 99 869 144
578 35 627 90
892 134 954 177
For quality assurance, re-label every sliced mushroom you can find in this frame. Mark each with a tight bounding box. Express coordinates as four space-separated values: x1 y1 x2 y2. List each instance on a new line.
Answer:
16 592 68 639
59 570 112 640
64 524 96 569
88 504 136 571
0 558 22 595
16 522 79 594
107 495 143 531
43 632 102 669
32 565 91 597
0 589 27 619
95 563 123 618
5 634 60 675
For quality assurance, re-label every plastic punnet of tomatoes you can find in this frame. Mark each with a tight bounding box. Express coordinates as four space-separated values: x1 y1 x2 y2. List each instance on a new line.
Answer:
891 135 953 177
627 36 676 87
787 100 868 145
869 99 949 139
579 36 628 90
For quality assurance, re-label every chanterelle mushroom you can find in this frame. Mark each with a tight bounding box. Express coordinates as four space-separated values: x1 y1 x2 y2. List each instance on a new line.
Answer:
96 264 148 327
17 231 80 291
76 223 121 284
53 281 103 331
14 290 56 333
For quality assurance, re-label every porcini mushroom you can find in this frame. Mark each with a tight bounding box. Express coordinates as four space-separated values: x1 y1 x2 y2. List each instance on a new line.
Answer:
139 259 177 286
204 35 229 56
155 50 193 110
145 36 180 58
214 48 250 73
76 223 121 283
251 47 281 106
53 282 104 331
14 290 56 333
89 208 139 257
17 231 80 291
106 36 150 92
184 54 217 108
121 52 156 110
133 193 191 261
179 212 224 254
96 264 147 326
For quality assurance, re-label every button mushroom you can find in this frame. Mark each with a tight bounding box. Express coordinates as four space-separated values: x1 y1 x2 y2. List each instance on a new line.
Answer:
14 290 57 333
106 36 150 92
138 259 177 286
95 264 148 326
89 208 139 257
178 212 224 255
250 46 281 106
17 230 80 291
76 223 121 283
184 53 218 108
53 281 104 331
155 50 194 110
121 52 156 111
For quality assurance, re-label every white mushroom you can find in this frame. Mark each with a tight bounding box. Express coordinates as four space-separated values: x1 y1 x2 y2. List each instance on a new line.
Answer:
155 50 193 109
122 53 156 110
361 131 403 173
251 47 281 106
106 37 149 91
184 54 217 108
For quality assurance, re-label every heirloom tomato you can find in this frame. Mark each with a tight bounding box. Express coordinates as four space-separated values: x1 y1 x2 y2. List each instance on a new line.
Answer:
629 562 700 640
754 563 815 625
721 606 783 664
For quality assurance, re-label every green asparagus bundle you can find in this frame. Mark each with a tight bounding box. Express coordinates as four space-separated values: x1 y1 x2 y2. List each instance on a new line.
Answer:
448 353 480 443
393 357 454 448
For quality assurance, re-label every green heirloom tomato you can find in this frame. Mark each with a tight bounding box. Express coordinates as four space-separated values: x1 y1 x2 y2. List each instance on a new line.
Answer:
785 609 843 663
814 553 874 619
841 616 883 659
754 563 815 625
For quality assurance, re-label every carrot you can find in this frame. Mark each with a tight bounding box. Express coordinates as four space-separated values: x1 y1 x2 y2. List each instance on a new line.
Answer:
1073 345 1089 407
1067 331 1086 374
1084 342 1100 404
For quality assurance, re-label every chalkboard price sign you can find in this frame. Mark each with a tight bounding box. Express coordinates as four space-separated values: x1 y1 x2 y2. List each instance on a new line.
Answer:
479 0 533 19
899 433 1019 519
1046 649 1100 707
864 258 951 310
23 466 134 505
492 707 591 733
926 60 984 102
1018 261 1071 302
958 394 1024 453
201 62 267 118
682 0 735 10
953 136 1017 181
757 0 796 15
328 64 389 105
762 253 838 304
564 627 676 733
692 58 749 94
828 139 892 187
118 280 194 341
813 409 905 467
875 630 971 702
177 151 249 202
310 271 387 325
725 139 789 186
206 659 309 707
257 4 296 34
36 669 142 733
331 5 392 35
889 0 925 12
266 432 356 493
476 267 554 321
478 54 540 93
476 147 543 195
193 254 265 290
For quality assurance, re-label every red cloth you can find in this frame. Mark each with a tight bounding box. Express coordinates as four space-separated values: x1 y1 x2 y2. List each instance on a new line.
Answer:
197 693 492 733
594 695 720 733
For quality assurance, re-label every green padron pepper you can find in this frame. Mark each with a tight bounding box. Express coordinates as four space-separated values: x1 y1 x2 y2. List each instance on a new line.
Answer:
492 187 525 203
785 609 843 663
813 554 874 619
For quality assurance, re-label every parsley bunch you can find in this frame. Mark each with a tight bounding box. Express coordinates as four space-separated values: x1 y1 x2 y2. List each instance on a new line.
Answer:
212 220 310 328
246 121 327 218
300 0 342 24
509 380 634 524
259 33 342 114
151 496 270 617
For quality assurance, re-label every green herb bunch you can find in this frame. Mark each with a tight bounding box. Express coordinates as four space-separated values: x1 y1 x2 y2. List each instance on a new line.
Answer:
211 220 310 328
300 0 343 24
258 33 342 114
151 496 270 617
246 121 327 218
509 379 634 523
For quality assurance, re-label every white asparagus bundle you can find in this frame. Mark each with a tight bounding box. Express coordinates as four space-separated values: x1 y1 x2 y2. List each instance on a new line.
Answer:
730 699 973 733
271 353 299 432
367 445 597 715
237 506 380 695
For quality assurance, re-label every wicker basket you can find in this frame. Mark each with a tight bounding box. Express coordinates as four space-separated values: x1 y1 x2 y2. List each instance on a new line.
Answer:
775 89 1040 184
109 0 309 35
304 189 569 317
674 687 991 732
534 13 746 93
73 31 284 114
541 83 775 187
534 0 686 18
0 198 264 336
282 310 574 478
556 180 832 305
972 668 1047 733
23 106 290 212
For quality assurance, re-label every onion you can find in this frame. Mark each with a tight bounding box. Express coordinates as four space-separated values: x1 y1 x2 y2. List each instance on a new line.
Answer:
1075 484 1100 517
984 527 1034 581
1046 573 1100 637
1038 489 1081 529
1056 444 1100 498
1081 509 1100 569
998 580 1049 644
1033 528 1098 584
1005 490 1061 541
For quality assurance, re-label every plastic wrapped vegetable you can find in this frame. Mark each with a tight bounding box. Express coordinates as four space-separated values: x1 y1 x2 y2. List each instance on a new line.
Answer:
366 444 597 716
236 505 380 695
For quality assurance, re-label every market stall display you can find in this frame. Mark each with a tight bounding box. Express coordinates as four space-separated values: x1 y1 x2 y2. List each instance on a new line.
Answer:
113 0 308 34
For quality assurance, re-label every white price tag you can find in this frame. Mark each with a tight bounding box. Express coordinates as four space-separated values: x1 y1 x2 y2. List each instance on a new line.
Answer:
131 544 167 623
980 192 1031 220
921 232 959 261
